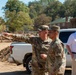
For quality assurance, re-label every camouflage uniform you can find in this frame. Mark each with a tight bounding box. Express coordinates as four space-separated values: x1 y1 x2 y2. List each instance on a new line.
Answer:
48 25 66 75
12 25 52 75
12 36 51 75
48 38 66 75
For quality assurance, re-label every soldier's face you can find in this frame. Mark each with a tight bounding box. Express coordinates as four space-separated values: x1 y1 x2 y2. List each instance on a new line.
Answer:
39 29 48 36
48 30 57 39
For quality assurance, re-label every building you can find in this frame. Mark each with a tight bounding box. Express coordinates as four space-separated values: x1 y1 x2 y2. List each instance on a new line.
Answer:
50 17 73 29
70 18 76 28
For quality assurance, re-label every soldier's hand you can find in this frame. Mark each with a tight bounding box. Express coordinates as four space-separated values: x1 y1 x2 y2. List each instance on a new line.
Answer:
40 54 47 60
2 32 13 37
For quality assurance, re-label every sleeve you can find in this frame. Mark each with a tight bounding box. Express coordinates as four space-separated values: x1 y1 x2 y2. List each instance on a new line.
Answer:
12 34 35 44
53 42 64 73
66 34 74 46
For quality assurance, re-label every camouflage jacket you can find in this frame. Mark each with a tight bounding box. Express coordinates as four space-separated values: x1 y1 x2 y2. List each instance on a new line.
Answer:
48 38 66 74
12 35 52 69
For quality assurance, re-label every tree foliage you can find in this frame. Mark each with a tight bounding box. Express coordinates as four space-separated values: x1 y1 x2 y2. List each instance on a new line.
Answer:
44 1 63 21
3 0 33 32
1 0 76 32
40 0 58 5
64 0 76 17
28 1 44 19
6 11 33 32
34 14 52 30
3 0 29 13
0 17 5 25
28 0 76 21
0 17 6 32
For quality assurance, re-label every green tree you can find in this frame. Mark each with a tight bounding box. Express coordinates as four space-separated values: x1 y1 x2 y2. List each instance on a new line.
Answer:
64 0 76 17
57 4 65 18
0 17 5 25
6 11 33 32
40 0 58 5
44 1 63 21
3 0 33 32
34 14 52 30
28 0 59 20
0 17 5 32
28 1 43 19
3 0 29 13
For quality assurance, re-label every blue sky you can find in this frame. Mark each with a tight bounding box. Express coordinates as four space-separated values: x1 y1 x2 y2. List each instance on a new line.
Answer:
0 0 64 18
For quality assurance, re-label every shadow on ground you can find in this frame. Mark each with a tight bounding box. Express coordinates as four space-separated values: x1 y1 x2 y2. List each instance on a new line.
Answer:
0 70 71 75
0 71 31 75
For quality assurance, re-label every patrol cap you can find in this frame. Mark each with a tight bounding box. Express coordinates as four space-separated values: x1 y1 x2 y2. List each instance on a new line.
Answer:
49 25 60 32
38 25 49 31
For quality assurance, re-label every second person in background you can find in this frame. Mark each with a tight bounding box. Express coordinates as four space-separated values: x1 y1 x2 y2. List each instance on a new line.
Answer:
48 25 66 75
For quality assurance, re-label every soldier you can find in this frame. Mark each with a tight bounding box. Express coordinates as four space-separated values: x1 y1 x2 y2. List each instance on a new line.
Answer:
3 25 52 75
48 25 66 75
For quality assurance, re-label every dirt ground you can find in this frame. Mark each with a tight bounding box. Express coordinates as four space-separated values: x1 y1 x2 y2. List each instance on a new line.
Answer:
0 42 31 75
0 42 71 75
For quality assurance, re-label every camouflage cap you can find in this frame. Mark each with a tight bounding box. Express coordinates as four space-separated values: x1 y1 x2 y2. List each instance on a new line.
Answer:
49 25 60 32
38 25 49 31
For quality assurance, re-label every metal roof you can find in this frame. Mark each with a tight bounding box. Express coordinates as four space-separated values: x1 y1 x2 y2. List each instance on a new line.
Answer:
51 17 73 24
